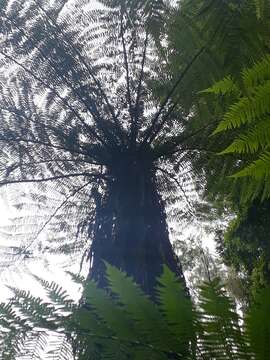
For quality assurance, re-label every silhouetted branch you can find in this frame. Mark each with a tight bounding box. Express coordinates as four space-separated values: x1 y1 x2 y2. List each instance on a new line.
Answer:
0 172 108 186
152 119 218 159
120 6 133 122
0 135 103 163
131 30 149 147
141 46 206 146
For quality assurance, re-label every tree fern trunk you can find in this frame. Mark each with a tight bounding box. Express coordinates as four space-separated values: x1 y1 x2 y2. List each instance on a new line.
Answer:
88 154 186 294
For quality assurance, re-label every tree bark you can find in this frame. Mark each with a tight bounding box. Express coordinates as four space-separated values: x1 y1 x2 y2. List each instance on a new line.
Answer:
88 153 186 295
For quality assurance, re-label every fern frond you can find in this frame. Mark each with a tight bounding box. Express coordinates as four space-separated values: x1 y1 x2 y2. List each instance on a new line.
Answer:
45 334 73 360
156 265 195 356
0 301 32 360
65 271 86 285
82 279 135 340
201 75 239 95
19 331 49 360
32 276 75 311
197 278 250 359
245 287 270 360
242 54 270 89
105 263 179 354
220 117 270 154
7 287 58 330
213 80 270 134
231 151 270 179
2 265 270 359
254 0 265 19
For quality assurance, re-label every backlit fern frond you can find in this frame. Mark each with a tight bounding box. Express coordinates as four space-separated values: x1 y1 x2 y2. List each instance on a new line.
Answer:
231 152 270 200
156 266 195 358
197 278 250 359
1 264 270 359
32 276 75 311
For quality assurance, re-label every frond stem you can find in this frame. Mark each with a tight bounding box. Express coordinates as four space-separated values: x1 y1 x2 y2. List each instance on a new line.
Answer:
0 172 108 186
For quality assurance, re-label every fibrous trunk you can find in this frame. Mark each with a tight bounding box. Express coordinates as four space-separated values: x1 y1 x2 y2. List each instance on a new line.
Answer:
88 155 186 295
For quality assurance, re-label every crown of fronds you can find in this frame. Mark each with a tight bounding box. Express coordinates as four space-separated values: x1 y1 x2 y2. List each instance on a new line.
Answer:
1 263 270 359
204 54 270 202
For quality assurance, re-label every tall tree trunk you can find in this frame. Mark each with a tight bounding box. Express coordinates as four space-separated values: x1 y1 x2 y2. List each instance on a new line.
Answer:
88 154 186 294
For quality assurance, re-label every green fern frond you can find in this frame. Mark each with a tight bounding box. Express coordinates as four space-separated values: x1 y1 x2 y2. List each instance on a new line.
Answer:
32 276 75 310
65 271 86 285
219 117 270 155
209 54 270 202
213 81 270 134
105 263 180 354
2 265 270 359
82 279 136 340
197 278 249 359
156 266 195 356
245 287 270 360
201 76 239 96
254 0 265 19
7 287 58 330
231 151 270 179
242 54 270 89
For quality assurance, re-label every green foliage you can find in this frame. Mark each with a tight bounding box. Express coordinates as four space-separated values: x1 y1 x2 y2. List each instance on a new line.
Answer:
205 54 270 201
253 0 270 19
152 0 270 209
197 279 250 359
246 287 270 359
1 264 270 359
217 200 270 298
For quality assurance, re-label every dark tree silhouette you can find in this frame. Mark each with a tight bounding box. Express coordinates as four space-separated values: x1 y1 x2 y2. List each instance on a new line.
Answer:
0 0 199 293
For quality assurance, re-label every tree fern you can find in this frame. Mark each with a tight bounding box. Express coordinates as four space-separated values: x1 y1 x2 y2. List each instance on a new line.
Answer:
0 0 198 294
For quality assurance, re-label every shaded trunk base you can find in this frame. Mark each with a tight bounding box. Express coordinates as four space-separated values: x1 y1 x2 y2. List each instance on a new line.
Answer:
87 162 187 296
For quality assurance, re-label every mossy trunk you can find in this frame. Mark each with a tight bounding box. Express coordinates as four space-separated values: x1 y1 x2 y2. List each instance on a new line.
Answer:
88 155 186 294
